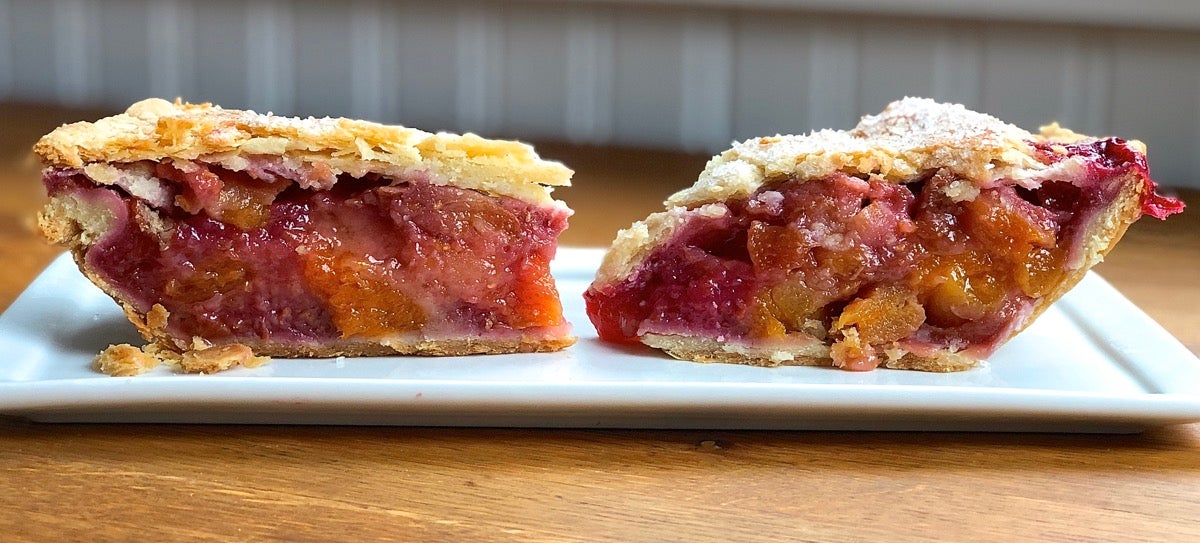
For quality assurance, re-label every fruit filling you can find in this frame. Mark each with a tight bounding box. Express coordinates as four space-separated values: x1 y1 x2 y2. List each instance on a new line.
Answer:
44 159 571 351
584 138 1182 370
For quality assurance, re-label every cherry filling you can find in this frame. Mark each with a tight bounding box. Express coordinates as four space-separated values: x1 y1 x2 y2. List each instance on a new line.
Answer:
585 138 1183 370
46 161 570 350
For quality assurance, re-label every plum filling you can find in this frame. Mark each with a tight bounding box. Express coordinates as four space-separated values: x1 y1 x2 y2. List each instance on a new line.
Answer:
45 160 570 351
585 138 1183 370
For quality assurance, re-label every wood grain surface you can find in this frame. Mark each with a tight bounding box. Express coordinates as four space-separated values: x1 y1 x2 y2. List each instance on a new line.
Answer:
1 103 1198 542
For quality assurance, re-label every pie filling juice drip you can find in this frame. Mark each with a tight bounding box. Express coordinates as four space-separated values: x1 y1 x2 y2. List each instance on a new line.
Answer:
44 161 570 349
584 138 1182 370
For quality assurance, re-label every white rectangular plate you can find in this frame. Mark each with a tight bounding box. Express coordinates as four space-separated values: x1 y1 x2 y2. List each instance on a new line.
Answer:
2 249 1199 432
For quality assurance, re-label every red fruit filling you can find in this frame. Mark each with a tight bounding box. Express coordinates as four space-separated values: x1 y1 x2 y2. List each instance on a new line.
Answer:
584 138 1183 370
45 160 570 350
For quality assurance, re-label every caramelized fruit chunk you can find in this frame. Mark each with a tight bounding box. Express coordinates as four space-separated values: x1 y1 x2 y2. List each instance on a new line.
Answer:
758 278 821 334
511 252 563 329
833 286 926 346
159 161 287 228
917 252 1006 327
304 250 427 339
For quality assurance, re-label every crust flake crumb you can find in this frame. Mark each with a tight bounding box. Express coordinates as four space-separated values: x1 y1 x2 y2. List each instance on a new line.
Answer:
94 344 161 376
178 343 270 374
92 341 270 376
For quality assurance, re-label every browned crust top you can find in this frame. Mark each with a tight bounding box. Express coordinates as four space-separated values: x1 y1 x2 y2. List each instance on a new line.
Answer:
667 97 1139 208
35 98 572 205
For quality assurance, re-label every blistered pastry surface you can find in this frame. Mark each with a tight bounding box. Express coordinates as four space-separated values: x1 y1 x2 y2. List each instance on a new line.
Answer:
35 98 572 205
668 97 1105 208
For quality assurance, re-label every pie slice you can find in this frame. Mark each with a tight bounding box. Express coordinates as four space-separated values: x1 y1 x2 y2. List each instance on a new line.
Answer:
584 98 1184 372
36 98 575 367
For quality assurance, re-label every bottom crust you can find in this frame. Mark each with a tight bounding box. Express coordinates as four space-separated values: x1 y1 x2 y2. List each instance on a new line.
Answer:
113 295 576 359
228 335 577 358
95 334 577 376
642 334 977 372
96 295 576 376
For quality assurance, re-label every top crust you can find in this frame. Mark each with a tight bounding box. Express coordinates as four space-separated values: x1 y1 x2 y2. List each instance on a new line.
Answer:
34 98 572 205
668 97 1134 208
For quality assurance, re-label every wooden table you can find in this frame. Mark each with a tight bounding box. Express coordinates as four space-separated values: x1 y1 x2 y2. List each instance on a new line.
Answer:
2 104 1198 541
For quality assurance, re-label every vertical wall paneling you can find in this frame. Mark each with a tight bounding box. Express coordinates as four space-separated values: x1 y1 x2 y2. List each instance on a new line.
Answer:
731 12 813 140
981 24 1076 130
99 0 151 104
7 1 1200 187
10 1 56 102
350 0 386 121
502 3 570 140
1195 74 1200 181
564 5 615 144
293 0 352 118
52 0 98 105
192 0 249 108
245 0 294 114
1080 36 1114 137
1195 75 1200 181
455 1 505 135
931 23 984 109
1057 31 1114 135
1058 32 1087 130
394 1 458 131
806 15 860 131
680 10 734 152
373 1 403 123
0 0 12 99
613 8 684 148
857 19 939 115
147 0 194 101
1111 29 1200 185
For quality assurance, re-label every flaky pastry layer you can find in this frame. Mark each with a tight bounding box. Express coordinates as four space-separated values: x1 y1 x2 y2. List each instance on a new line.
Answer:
668 97 1132 210
34 98 572 205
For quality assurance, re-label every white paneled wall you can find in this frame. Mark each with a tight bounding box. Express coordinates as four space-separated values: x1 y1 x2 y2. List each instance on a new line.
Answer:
2 0 1199 187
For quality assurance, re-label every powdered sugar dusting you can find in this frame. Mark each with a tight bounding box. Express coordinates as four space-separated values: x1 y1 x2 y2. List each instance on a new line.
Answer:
668 97 1051 208
853 97 1026 148
35 98 575 206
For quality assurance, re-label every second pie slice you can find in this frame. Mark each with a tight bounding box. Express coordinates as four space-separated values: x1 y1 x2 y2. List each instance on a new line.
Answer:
585 98 1183 372
36 99 574 366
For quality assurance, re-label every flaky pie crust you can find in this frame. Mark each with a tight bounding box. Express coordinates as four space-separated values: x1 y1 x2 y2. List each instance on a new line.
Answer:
35 98 572 205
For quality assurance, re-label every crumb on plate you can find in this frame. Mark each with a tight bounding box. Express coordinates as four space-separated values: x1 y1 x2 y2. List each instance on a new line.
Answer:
93 341 270 376
94 343 161 376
